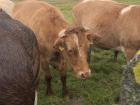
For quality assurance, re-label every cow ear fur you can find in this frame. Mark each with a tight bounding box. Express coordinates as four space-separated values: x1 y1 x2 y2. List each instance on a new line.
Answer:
53 37 66 52
86 32 101 44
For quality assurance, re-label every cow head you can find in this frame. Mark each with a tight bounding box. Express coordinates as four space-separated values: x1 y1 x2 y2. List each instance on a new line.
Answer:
54 27 92 80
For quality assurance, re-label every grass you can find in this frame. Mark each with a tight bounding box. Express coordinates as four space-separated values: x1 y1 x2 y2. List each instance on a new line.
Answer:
117 0 140 4
12 0 140 105
38 49 126 105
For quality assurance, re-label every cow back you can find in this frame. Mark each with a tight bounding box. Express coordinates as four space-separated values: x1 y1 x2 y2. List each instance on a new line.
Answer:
13 0 68 54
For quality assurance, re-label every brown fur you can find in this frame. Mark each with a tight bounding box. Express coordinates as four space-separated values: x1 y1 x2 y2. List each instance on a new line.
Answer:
0 10 39 105
73 0 140 60
13 0 91 97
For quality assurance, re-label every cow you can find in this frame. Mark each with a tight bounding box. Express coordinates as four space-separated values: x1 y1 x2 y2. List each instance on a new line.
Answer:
13 0 91 97
0 10 40 105
0 0 14 16
73 0 140 61
73 0 121 63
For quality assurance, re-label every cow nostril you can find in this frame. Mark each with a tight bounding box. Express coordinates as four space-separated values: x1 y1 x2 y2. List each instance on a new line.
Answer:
81 73 85 78
77 70 91 80
80 72 89 80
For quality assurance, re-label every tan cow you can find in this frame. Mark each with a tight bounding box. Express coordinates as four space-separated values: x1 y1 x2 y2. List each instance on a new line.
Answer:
73 0 140 61
13 0 91 97
0 0 14 16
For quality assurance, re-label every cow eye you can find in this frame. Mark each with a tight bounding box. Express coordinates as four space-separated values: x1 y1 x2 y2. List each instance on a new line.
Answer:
68 49 73 54
68 49 78 56
68 49 76 56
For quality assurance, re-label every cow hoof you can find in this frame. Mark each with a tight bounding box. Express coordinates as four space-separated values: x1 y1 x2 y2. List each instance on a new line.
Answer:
114 60 118 63
46 90 53 96
114 95 120 103
62 91 69 99
63 95 70 100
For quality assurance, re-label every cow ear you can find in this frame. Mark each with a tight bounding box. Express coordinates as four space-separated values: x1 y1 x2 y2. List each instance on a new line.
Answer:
85 31 93 44
86 32 101 44
86 33 93 43
53 37 66 52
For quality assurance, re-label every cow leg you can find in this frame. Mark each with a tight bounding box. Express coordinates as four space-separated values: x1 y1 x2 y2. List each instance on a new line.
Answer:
58 61 68 98
87 47 92 63
34 90 38 105
124 48 137 61
61 74 68 98
45 73 53 96
114 50 119 62
41 57 53 96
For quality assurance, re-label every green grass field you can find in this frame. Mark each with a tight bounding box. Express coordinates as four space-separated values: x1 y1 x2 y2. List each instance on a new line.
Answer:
12 0 140 105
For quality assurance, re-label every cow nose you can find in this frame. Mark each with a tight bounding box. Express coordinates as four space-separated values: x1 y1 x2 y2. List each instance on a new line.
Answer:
79 70 91 80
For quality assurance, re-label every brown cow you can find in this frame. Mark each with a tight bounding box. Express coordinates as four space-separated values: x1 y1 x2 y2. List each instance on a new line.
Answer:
73 0 140 61
13 0 91 97
0 10 39 105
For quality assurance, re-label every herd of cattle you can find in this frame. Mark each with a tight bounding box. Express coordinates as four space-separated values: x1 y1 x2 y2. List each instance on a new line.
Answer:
0 0 140 105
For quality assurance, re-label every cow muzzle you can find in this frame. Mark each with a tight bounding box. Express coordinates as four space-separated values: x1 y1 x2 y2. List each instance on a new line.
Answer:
77 69 91 80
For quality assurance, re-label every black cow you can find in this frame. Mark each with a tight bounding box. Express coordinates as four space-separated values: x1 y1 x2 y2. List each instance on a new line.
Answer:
0 10 40 105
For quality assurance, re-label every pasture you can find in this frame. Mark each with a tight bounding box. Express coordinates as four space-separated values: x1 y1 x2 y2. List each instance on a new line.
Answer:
12 0 140 105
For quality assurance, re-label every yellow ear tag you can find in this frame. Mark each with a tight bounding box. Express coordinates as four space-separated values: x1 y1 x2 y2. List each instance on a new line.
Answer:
136 50 140 55
59 46 64 52
133 62 140 85
133 50 140 85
